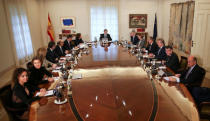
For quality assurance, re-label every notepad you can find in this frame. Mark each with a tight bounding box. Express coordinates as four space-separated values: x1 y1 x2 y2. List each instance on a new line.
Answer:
35 90 54 97
164 76 180 82
72 73 82 80
66 54 72 57
52 70 61 73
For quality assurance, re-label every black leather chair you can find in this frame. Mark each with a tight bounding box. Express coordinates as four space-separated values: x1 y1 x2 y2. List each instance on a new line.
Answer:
199 102 210 121
0 84 26 121
177 56 188 73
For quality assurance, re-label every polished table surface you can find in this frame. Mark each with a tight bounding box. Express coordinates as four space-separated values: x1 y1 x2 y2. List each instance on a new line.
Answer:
29 43 199 121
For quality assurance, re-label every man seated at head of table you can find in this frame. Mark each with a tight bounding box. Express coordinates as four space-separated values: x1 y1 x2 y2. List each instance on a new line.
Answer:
148 38 167 60
164 45 179 73
54 40 68 58
27 57 54 89
130 31 139 45
168 56 205 90
100 29 112 41
11 68 46 120
46 41 59 63
146 36 158 55
64 34 75 51
75 33 84 46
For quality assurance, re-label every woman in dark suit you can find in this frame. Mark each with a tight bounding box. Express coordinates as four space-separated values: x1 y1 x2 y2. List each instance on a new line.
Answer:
11 68 46 119
28 57 54 88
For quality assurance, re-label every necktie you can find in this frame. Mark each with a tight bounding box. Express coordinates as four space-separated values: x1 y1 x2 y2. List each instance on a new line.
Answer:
60 47 63 54
185 67 192 79
149 44 152 51
158 48 162 55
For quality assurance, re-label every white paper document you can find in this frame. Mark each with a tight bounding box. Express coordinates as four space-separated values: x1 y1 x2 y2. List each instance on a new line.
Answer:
52 70 61 73
72 73 82 80
36 90 54 97
163 76 180 82
66 54 72 57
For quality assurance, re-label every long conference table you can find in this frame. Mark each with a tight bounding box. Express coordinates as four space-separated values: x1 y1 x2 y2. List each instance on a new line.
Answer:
29 43 199 121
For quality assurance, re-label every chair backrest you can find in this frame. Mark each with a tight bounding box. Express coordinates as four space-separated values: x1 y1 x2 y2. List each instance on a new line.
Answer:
179 56 188 71
200 67 206 83
191 67 206 87
0 84 22 121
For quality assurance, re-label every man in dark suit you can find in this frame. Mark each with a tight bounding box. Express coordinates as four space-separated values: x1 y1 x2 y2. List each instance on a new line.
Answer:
46 41 59 63
165 46 179 73
54 40 66 58
169 56 205 88
64 34 74 51
75 33 84 46
130 31 139 45
100 29 112 41
146 36 158 55
155 38 167 60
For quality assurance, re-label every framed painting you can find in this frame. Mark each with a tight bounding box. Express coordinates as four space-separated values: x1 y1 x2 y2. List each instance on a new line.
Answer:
129 14 147 28
61 17 75 28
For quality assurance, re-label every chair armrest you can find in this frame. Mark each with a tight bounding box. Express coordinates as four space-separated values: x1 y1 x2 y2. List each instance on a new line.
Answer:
200 102 210 107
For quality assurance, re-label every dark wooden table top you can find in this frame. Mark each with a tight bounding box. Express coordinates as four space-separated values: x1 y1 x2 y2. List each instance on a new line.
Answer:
29 43 199 121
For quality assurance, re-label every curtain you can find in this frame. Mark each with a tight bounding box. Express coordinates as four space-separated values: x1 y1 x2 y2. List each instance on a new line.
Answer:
168 1 195 54
5 0 33 65
90 0 119 41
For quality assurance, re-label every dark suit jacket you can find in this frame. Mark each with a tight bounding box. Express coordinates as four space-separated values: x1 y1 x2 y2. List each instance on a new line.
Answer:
64 40 74 50
146 42 158 54
46 48 58 63
75 39 84 46
130 35 139 45
180 64 205 87
100 34 112 41
54 45 65 58
165 52 179 72
155 46 167 60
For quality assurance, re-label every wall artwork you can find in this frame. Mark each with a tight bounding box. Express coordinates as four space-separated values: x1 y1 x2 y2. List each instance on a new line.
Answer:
61 17 75 28
129 14 147 28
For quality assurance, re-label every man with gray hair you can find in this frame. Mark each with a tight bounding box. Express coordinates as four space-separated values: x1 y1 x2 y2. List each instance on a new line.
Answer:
169 56 206 89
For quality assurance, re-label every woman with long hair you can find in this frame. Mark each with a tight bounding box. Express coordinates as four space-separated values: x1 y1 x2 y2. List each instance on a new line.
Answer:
11 68 46 119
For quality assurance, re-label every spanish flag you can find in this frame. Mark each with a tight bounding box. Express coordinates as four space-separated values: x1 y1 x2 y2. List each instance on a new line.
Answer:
47 13 55 41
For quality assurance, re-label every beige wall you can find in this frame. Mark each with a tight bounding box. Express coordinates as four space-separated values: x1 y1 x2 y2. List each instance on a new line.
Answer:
40 0 161 42
0 0 15 73
119 0 159 40
40 0 90 43
26 0 44 52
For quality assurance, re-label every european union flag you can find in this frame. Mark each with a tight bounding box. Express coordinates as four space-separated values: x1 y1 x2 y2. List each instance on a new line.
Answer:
63 19 73 26
153 14 157 41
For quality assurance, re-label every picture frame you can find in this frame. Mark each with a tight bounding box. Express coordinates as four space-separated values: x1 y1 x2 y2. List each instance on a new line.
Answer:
61 17 76 28
129 14 147 28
